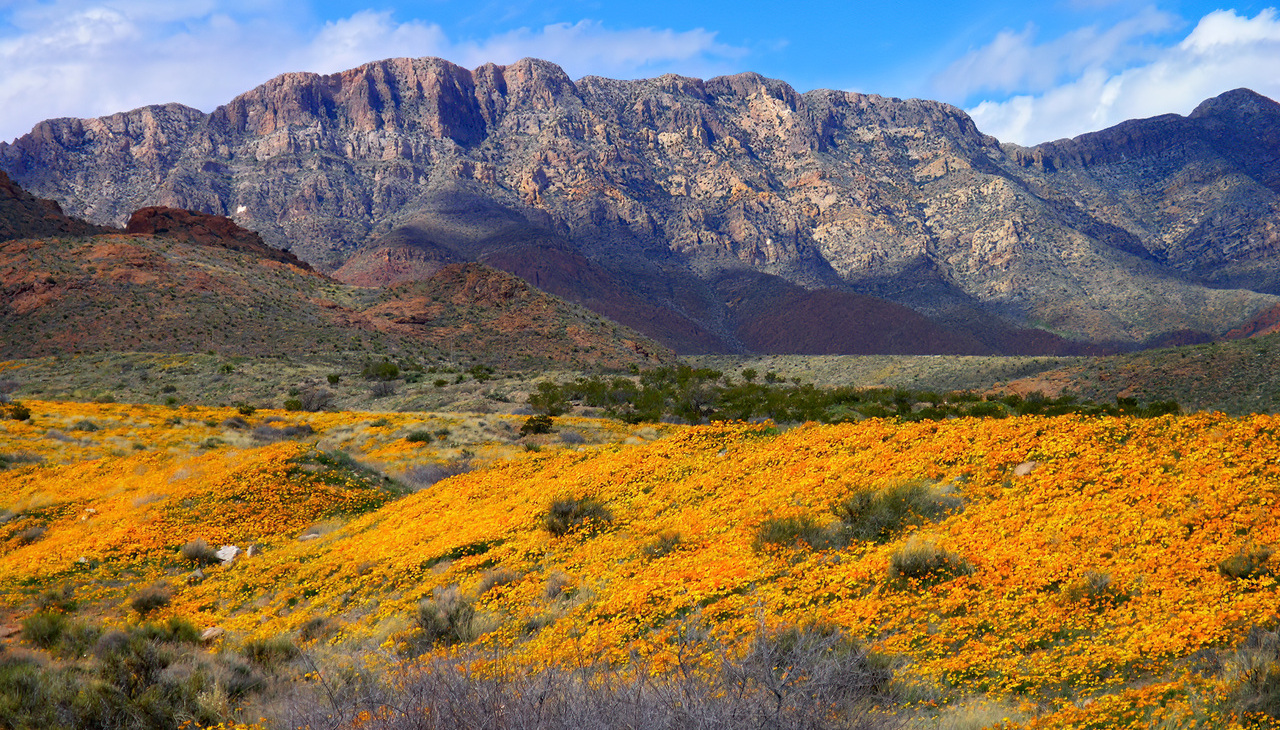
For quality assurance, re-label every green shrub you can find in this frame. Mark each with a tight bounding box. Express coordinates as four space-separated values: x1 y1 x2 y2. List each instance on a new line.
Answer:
833 481 962 544
433 378 448 388
283 398 303 411
21 610 68 649
180 539 221 567
237 403 256 416
327 373 341 384
416 586 477 646
521 414 554 435
243 635 299 670
130 582 172 616
888 537 973 587
528 382 567 416
363 359 400 381
7 402 30 421
542 496 612 537
405 430 434 443
753 514 843 552
1220 546 1274 580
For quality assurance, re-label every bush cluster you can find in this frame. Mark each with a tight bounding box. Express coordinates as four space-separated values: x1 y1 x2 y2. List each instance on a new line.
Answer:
529 365 1183 425
4 611 281 730
272 620 896 730
542 496 612 537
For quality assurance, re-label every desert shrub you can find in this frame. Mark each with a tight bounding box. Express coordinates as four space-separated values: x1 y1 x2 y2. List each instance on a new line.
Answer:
559 429 587 445
15 524 45 545
521 414 554 435
753 514 844 552
528 381 568 416
1220 546 1274 580
221 415 249 429
642 529 683 558
370 381 396 398
243 635 300 671
299 616 339 643
129 582 172 616
21 610 68 649
252 423 315 442
544 572 575 600
1063 570 1130 609
0 451 41 470
135 616 202 645
71 419 99 431
327 373 341 384
416 586 477 647
35 584 78 613
888 537 973 587
299 387 333 412
237 403 256 416
6 401 30 421
476 567 521 596
833 481 962 544
180 539 221 567
542 496 612 537
283 398 304 411
433 378 448 388
270 619 896 730
402 460 472 490
363 359 400 381
405 430 434 443
1225 626 1280 721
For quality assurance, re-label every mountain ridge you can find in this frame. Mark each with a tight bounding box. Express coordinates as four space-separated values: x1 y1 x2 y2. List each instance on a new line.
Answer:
3 57 1278 354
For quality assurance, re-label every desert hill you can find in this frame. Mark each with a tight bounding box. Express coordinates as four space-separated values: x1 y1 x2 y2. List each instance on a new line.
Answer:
3 58 1278 353
0 215 670 369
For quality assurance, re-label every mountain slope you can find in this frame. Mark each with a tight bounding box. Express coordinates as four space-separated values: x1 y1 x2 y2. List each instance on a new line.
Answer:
0 230 670 369
3 58 1278 352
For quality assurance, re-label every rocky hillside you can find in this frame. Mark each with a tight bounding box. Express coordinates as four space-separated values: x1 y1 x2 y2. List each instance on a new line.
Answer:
0 211 670 369
0 170 111 241
3 58 1278 353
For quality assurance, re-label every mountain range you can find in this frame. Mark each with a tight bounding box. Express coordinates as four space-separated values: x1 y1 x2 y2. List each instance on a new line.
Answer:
3 57 1279 355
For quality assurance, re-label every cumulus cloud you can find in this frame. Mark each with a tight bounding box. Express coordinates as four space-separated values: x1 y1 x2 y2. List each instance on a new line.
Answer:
0 3 744 143
960 8 1280 145
934 7 1177 98
295 11 743 79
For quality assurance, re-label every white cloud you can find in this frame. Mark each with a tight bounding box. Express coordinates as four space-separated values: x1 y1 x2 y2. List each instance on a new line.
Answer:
962 8 1280 145
934 6 1177 98
294 12 743 79
0 3 745 143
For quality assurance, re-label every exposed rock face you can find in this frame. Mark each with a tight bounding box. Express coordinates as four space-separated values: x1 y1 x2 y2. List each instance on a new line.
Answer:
3 57 1279 352
0 170 112 241
126 206 311 270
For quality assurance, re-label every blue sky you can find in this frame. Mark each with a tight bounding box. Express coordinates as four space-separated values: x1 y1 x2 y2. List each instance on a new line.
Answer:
1 1 1277 145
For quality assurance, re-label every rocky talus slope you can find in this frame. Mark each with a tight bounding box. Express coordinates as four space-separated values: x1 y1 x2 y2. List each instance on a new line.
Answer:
3 58 1278 353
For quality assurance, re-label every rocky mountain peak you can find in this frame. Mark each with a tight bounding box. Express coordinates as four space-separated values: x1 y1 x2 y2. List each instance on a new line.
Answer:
1189 87 1280 120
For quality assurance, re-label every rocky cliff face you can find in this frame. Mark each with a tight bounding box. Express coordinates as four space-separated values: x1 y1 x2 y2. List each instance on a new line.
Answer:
4 57 1279 353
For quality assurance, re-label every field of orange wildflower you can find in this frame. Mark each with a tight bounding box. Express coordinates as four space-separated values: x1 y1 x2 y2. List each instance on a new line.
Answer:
3 400 1278 728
